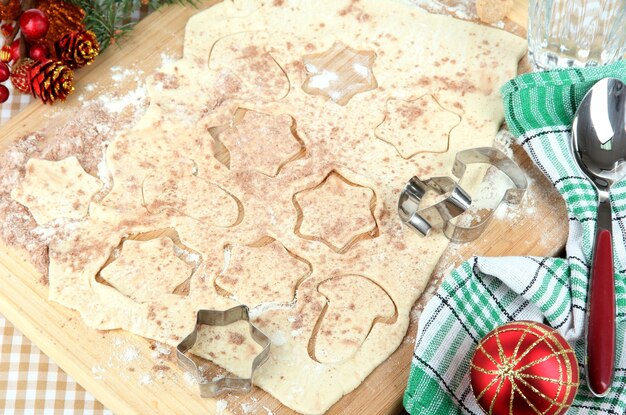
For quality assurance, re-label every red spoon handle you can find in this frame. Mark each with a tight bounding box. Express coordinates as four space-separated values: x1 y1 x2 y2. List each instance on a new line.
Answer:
587 229 615 396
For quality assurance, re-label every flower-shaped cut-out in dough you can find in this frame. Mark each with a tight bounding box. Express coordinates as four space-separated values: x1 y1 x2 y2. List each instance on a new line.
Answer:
11 156 103 225
312 275 395 364
213 109 305 177
294 172 377 253
100 237 194 303
302 41 377 106
216 239 311 306
375 95 461 158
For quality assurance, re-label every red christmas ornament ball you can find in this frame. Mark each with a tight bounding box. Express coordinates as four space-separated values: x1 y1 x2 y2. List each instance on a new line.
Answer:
1 23 13 37
29 43 49 61
10 58 34 94
0 84 9 104
10 39 20 62
20 9 49 41
470 321 579 415
0 61 10 82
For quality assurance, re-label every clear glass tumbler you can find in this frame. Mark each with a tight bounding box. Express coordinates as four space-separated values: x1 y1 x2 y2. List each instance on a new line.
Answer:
528 0 626 70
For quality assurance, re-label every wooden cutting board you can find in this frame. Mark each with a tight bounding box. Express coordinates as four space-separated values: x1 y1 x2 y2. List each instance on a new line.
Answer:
0 1 568 414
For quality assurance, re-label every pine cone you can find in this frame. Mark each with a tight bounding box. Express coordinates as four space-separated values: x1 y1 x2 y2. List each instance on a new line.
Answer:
28 59 74 104
54 30 99 69
10 58 35 94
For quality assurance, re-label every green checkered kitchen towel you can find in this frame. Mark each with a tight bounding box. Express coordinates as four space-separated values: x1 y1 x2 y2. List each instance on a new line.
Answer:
404 59 626 414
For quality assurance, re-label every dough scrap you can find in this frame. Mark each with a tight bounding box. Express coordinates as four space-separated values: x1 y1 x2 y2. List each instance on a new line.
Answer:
11 156 102 225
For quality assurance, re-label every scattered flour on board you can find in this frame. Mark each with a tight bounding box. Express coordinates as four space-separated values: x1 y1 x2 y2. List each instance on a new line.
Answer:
183 371 198 386
216 399 228 413
241 402 255 413
110 66 144 83
139 373 153 385
120 346 140 363
92 365 105 380
150 341 172 360
161 52 177 66
98 86 147 114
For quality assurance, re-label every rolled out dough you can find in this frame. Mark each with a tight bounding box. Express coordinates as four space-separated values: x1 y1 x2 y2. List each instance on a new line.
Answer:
12 0 526 413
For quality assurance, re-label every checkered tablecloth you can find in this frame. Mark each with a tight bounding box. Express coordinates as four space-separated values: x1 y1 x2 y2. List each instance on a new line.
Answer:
0 317 111 414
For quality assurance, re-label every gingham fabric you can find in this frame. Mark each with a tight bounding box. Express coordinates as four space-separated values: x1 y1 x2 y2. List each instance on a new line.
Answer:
0 317 112 414
404 60 626 414
0 81 33 127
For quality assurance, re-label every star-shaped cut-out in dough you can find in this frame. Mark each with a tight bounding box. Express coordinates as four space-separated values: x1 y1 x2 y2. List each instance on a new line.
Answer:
211 109 305 177
294 171 378 253
100 237 193 303
302 41 377 106
216 239 311 306
312 275 395 364
375 95 461 158
11 156 103 225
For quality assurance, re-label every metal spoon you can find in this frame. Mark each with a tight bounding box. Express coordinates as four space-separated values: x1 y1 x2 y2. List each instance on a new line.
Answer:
572 77 626 397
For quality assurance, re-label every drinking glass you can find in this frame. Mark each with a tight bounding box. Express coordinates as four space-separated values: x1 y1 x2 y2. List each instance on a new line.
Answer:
528 0 626 70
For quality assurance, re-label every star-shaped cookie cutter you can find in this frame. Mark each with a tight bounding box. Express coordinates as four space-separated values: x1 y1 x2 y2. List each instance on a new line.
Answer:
398 147 527 242
176 305 271 397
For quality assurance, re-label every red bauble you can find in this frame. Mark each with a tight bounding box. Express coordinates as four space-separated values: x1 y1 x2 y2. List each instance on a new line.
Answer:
29 43 49 61
0 61 9 82
1 23 13 37
20 9 49 41
470 321 579 415
10 58 34 94
10 39 20 62
0 84 9 103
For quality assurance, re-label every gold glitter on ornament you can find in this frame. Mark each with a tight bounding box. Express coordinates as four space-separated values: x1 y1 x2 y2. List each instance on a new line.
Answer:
0 0 20 21
35 0 86 58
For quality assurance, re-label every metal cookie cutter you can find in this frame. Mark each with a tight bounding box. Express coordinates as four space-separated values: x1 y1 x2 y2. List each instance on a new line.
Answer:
398 147 527 242
176 305 271 397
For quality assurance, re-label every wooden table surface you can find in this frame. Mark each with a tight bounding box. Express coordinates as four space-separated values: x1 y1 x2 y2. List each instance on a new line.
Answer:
0 1 571 414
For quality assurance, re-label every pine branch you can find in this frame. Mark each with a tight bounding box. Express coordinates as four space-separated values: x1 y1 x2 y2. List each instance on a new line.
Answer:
65 0 197 51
